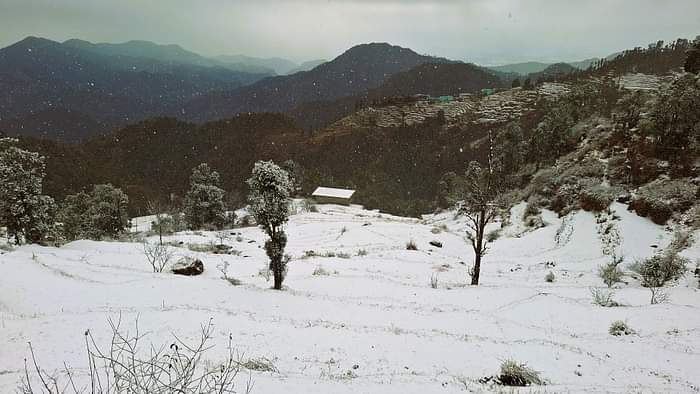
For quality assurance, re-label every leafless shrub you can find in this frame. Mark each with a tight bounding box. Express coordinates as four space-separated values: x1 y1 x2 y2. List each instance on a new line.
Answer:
405 240 418 251
19 317 252 394
143 240 174 273
430 273 439 289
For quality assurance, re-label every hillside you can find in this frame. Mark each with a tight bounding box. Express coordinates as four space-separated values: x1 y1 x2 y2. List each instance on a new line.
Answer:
289 62 509 129
2 202 699 392
182 43 457 122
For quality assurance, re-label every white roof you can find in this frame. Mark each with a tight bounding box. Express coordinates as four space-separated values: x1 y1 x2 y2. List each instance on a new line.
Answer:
312 187 355 199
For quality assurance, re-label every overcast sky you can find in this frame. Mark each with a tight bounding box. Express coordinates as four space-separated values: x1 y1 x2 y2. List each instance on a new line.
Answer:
1 0 698 65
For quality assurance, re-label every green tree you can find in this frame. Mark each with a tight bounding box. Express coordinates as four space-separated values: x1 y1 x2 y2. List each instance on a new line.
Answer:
247 161 292 290
85 184 130 239
645 74 700 162
493 122 526 175
57 191 91 241
0 139 55 244
183 163 227 230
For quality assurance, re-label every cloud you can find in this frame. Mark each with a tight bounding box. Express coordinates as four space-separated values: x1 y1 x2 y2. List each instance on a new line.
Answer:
0 0 698 64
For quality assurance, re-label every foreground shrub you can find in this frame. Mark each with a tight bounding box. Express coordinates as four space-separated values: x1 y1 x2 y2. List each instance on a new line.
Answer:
497 360 543 386
405 239 418 250
545 271 555 282
631 252 686 304
609 320 635 336
590 288 620 307
20 318 251 394
598 255 625 287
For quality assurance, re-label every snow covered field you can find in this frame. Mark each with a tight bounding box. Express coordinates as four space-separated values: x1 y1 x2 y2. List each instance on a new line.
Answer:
1 203 700 393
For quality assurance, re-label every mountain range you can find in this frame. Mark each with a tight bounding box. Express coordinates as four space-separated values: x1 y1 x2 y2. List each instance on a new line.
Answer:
1 37 509 141
0 36 674 143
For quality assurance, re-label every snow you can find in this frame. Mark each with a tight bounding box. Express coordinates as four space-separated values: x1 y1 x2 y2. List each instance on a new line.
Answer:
312 187 356 199
1 203 699 393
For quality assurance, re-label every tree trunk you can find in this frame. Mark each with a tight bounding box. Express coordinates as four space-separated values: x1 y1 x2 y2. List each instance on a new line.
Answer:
273 264 283 290
471 253 482 285
470 209 486 286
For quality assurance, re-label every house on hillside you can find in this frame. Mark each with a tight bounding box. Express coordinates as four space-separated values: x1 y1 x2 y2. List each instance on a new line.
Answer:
311 187 356 205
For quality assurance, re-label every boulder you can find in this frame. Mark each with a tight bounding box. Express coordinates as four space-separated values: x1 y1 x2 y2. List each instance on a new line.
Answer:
429 240 443 248
172 257 204 276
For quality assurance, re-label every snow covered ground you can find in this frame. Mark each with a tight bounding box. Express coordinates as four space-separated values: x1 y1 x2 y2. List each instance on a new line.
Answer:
1 203 699 393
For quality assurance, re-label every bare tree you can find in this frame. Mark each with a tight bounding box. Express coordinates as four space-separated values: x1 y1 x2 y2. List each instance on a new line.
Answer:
458 157 502 285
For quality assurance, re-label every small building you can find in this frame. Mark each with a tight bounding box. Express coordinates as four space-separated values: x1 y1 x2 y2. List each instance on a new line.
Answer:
311 186 356 205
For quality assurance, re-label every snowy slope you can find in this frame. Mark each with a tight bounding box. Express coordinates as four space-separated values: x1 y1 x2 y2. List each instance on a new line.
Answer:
1 203 699 393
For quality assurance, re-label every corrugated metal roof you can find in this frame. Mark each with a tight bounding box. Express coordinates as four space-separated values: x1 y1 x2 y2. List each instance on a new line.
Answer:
312 187 355 199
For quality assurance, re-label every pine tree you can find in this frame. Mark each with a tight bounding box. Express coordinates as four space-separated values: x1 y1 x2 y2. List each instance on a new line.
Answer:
247 161 292 290
0 139 55 244
183 163 227 230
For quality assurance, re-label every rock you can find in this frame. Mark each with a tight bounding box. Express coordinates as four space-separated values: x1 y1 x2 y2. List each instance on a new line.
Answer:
172 257 204 276
429 240 443 248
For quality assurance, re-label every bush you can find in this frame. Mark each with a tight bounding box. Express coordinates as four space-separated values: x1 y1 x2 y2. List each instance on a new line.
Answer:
430 273 439 289
630 179 698 224
486 229 501 242
590 288 620 307
631 252 686 304
405 240 418 250
632 253 687 287
241 357 278 373
609 320 635 336
598 255 625 287
313 266 331 276
545 271 555 282
579 185 616 212
497 360 543 386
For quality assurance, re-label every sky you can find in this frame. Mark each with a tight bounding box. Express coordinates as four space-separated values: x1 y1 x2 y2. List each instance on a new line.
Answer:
0 0 699 65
